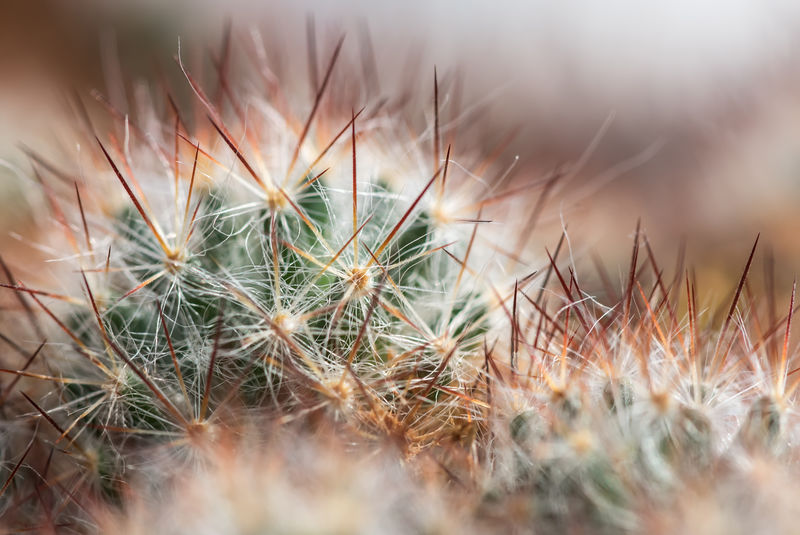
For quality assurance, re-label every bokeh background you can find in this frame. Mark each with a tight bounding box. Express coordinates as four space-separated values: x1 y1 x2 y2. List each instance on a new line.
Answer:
3 0 800 292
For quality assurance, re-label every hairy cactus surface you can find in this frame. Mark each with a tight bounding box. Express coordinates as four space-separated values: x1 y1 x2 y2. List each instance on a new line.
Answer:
1 27 799 535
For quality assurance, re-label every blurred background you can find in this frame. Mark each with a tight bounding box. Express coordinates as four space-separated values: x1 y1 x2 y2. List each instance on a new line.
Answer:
2 0 800 293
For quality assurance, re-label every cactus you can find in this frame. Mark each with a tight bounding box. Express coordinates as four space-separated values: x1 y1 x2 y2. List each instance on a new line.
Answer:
1 28 800 535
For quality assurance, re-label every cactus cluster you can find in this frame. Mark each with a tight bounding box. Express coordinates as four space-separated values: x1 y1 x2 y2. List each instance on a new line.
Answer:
1 29 799 534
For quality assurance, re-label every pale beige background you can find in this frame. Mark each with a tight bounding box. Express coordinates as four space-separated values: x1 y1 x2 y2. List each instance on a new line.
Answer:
2 0 800 289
